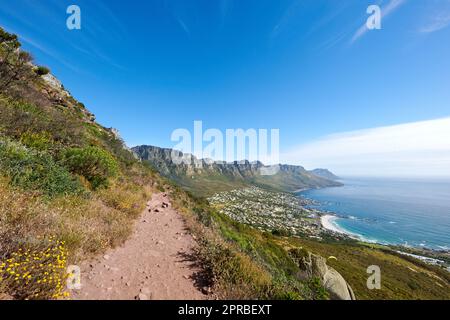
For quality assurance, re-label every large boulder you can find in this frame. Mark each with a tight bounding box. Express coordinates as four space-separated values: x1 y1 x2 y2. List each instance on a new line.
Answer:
291 249 356 300
322 266 356 300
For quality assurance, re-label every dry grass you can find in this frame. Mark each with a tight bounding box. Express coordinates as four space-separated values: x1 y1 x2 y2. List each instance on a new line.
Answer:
0 173 153 299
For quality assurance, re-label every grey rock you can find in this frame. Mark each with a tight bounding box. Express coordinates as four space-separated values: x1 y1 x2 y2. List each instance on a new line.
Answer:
295 251 356 300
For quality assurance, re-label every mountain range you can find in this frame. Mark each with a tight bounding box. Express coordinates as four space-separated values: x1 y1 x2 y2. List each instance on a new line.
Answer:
132 145 342 196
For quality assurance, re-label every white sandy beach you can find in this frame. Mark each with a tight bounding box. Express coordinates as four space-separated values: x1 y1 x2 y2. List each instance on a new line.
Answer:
320 215 347 234
321 215 395 245
320 216 449 270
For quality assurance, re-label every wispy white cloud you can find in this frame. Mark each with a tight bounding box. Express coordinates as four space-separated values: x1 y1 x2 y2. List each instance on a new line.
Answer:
306 2 349 37
282 117 450 177
92 0 128 36
176 17 191 37
351 0 407 44
270 0 304 39
316 28 351 52
420 12 450 33
162 0 193 37
20 36 83 74
1 1 125 72
0 4 35 30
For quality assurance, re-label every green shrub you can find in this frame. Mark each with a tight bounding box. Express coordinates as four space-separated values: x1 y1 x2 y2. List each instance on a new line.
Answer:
0 139 83 197
0 29 35 93
34 66 50 76
308 277 329 300
281 291 303 300
0 27 19 46
86 125 137 166
20 131 53 151
62 146 119 189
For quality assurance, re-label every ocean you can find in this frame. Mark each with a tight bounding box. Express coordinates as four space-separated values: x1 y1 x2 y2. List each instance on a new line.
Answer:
299 177 450 251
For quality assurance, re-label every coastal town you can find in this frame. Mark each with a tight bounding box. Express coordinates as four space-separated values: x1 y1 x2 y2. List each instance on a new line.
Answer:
208 187 335 239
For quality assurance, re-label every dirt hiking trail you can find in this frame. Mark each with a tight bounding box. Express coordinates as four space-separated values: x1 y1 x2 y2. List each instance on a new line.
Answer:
73 193 207 300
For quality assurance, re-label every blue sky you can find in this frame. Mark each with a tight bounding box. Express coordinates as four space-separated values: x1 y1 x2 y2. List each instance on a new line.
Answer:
1 0 450 175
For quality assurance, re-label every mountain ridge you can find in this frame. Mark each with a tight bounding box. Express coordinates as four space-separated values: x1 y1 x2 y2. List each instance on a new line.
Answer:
132 145 342 196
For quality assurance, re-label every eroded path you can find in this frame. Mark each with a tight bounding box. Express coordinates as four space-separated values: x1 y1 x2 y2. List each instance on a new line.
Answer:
73 193 206 300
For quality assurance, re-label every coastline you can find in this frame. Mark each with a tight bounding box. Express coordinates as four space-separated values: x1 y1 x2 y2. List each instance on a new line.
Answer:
320 215 347 235
318 210 450 253
319 214 375 242
319 214 449 271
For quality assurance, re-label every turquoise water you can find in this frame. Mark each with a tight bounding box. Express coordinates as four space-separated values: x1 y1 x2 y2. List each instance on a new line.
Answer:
300 178 450 251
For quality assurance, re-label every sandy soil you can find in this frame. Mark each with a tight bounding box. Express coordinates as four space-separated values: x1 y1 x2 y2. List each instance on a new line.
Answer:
72 193 207 300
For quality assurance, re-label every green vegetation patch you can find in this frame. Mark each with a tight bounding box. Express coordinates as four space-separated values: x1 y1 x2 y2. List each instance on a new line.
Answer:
62 146 119 189
0 138 83 197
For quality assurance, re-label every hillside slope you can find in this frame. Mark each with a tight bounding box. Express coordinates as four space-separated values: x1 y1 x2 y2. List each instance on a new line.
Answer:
133 145 342 196
0 27 164 299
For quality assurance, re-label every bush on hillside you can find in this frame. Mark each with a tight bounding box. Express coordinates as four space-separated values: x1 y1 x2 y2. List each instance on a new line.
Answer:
62 146 119 189
272 228 291 237
307 277 329 300
20 131 53 151
0 27 37 93
0 27 19 46
87 125 137 166
0 138 83 197
34 66 50 76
